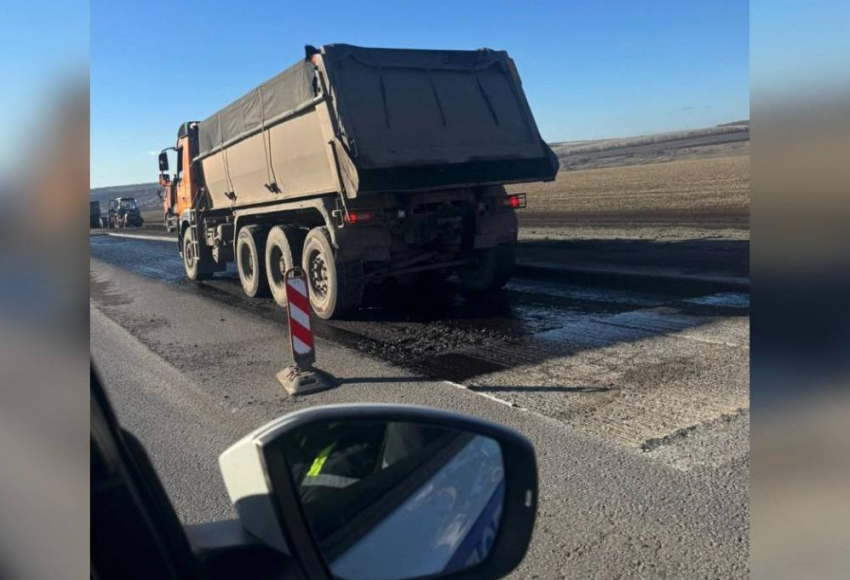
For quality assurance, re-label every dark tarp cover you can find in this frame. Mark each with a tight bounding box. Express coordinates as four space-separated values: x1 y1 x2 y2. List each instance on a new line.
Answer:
197 59 315 157
320 44 556 176
322 44 507 72
196 44 558 192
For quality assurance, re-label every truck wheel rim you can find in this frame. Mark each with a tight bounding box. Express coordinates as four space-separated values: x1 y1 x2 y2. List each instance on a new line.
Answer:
308 250 329 300
184 238 195 267
240 243 254 281
269 245 285 288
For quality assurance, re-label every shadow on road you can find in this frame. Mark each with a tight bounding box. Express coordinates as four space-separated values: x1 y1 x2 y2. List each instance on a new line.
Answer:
333 376 433 385
469 385 612 393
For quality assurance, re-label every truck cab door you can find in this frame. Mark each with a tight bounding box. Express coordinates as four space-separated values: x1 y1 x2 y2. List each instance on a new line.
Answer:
174 139 191 216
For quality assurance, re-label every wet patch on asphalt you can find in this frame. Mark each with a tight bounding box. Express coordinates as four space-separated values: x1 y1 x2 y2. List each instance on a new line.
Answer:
91 235 185 284
90 270 135 307
90 234 747 386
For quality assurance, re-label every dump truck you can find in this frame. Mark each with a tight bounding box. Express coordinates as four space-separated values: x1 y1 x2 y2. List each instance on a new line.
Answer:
157 44 558 319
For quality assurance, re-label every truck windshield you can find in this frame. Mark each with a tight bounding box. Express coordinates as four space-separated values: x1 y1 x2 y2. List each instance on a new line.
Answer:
119 200 137 210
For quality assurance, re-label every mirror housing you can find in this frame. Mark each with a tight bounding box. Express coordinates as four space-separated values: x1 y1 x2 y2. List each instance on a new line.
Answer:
158 151 169 172
158 174 170 187
219 404 538 580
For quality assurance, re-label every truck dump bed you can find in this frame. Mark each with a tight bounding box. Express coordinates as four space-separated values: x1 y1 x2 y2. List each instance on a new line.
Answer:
197 44 557 210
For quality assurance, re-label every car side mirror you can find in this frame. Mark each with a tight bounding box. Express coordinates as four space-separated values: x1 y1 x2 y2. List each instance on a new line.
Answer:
219 404 537 580
158 151 169 172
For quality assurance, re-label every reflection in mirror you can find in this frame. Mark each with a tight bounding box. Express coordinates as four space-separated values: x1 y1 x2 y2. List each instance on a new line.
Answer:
283 420 504 580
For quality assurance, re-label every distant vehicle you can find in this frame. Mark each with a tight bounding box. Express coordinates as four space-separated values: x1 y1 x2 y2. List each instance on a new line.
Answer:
107 197 143 228
157 44 558 319
91 366 538 580
90 200 101 228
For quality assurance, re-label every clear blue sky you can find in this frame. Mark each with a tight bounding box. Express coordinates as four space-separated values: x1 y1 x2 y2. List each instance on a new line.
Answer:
90 0 749 187
0 1 88 178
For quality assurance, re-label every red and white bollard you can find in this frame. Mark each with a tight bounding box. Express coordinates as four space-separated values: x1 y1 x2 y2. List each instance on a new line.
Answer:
276 266 332 395
285 270 315 367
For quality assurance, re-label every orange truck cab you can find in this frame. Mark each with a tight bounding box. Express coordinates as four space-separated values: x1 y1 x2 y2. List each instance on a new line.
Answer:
158 122 199 233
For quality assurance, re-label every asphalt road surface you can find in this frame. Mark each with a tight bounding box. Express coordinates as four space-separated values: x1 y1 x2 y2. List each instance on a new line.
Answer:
90 232 749 579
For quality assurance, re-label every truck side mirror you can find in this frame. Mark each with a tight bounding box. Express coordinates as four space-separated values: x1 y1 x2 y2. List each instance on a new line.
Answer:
158 151 169 172
158 174 170 187
219 404 537 580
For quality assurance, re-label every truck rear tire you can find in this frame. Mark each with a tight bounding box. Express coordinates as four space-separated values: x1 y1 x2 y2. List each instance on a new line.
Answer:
182 227 213 281
302 227 364 320
459 245 515 293
237 226 269 298
265 226 305 308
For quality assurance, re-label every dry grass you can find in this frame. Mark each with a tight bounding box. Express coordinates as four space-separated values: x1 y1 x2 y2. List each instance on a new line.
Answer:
510 155 750 216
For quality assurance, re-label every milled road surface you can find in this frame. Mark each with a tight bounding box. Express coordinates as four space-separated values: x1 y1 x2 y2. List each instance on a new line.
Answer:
90 233 749 579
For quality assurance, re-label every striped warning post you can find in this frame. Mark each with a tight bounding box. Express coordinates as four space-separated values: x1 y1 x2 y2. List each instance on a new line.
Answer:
284 267 315 368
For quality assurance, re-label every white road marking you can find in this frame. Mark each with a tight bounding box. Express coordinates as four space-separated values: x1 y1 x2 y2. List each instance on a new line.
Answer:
106 232 173 243
442 380 525 410
684 292 750 308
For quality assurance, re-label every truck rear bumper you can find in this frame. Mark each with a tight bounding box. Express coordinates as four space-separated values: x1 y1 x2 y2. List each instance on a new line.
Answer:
332 203 518 283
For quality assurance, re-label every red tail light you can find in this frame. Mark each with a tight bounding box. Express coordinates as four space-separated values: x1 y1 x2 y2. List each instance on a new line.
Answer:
497 193 527 209
344 210 375 225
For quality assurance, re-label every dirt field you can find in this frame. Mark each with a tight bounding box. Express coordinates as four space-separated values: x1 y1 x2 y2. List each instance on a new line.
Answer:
510 154 749 240
512 154 749 218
